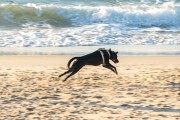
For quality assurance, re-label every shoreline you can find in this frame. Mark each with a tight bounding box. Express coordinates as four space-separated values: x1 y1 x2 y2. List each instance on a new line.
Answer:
0 45 179 56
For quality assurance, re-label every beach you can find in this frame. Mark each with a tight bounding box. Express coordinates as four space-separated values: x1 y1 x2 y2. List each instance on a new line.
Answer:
0 56 179 119
0 0 180 119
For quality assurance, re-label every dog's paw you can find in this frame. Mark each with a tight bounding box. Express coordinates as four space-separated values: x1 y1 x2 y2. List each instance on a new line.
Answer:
62 79 67 82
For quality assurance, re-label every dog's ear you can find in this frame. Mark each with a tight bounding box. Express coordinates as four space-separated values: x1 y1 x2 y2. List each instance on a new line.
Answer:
116 51 118 54
109 48 111 52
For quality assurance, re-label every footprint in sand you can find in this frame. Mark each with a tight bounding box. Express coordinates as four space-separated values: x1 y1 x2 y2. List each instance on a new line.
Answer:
0 73 8 76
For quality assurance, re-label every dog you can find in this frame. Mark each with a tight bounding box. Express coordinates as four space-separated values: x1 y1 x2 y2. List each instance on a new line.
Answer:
59 48 119 81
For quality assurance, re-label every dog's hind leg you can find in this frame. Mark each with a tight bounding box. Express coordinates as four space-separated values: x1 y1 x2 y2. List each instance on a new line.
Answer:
58 69 71 78
63 64 83 82
59 60 77 78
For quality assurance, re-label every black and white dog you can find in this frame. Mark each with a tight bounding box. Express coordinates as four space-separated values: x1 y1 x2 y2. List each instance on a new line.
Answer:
59 48 119 81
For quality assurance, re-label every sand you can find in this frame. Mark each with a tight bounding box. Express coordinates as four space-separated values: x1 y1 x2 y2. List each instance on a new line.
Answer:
0 56 180 120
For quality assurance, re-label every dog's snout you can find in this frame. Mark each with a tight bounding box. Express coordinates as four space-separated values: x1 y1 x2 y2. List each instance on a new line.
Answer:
113 59 119 63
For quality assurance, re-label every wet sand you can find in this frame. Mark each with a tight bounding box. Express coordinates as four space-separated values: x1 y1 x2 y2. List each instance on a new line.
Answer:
0 56 180 119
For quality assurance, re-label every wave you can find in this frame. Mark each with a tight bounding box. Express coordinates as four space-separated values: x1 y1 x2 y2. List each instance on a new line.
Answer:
61 5 180 28
0 4 71 27
0 3 180 28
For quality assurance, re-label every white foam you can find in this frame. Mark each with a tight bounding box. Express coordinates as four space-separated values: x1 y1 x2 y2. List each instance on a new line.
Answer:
0 23 180 47
53 3 180 27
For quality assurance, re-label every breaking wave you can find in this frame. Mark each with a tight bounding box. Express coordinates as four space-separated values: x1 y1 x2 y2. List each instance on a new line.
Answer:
0 4 71 27
0 2 180 28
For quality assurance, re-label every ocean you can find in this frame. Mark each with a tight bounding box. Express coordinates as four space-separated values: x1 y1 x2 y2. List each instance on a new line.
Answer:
0 0 180 55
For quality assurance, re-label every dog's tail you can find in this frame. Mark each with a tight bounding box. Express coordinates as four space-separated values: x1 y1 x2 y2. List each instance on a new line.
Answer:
67 57 79 68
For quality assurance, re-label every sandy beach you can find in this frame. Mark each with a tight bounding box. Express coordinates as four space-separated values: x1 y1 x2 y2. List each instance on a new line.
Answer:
0 56 179 120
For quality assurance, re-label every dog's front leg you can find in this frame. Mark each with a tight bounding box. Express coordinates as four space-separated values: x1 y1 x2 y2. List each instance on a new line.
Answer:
103 64 117 75
108 63 118 75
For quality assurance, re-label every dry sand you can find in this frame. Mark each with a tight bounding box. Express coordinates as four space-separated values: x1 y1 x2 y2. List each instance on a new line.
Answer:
0 56 180 120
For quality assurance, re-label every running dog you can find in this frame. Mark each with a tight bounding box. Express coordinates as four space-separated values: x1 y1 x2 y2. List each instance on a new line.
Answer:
59 48 119 81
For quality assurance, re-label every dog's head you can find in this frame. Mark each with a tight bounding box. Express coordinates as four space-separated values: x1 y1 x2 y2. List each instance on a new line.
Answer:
109 49 119 63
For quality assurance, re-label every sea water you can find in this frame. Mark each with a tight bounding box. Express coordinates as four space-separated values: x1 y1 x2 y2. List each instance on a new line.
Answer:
0 0 179 55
